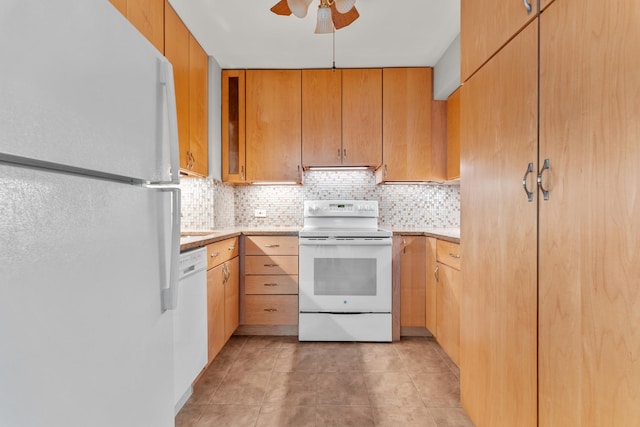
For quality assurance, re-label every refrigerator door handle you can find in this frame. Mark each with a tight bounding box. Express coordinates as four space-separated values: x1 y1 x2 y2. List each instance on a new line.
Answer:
158 59 180 185
159 186 181 311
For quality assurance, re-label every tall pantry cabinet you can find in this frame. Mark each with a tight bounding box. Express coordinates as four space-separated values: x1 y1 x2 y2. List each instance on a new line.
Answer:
460 0 640 426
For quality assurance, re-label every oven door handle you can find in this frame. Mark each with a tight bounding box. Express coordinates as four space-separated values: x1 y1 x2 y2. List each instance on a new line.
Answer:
299 238 392 246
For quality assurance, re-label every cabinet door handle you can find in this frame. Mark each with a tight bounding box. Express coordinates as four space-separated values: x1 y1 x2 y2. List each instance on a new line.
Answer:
523 0 532 13
241 165 245 181
338 148 342 161
537 158 550 201
264 264 279 267
343 148 347 159
263 308 278 312
434 265 439 282
402 238 407 254
264 244 280 248
228 246 236 251
210 252 220 258
222 264 230 284
449 253 461 259
263 283 278 287
384 164 388 180
522 162 534 202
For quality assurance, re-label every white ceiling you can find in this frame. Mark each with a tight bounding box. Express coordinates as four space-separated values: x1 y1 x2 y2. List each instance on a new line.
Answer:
168 0 460 70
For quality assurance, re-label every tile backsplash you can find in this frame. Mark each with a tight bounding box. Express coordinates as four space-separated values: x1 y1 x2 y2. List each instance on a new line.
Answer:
180 171 460 230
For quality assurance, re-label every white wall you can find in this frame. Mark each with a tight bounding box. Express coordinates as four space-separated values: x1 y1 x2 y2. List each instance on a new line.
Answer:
433 34 460 100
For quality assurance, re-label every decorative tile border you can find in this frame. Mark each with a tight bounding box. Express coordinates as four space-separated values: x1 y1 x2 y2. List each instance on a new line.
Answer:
179 171 460 230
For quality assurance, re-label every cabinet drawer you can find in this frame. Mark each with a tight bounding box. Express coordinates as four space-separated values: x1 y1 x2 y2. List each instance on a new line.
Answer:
245 236 299 256
245 255 298 275
436 240 461 270
244 295 298 325
245 275 298 295
207 237 239 270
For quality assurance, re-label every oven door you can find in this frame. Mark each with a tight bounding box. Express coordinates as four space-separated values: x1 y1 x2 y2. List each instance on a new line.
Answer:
298 237 392 313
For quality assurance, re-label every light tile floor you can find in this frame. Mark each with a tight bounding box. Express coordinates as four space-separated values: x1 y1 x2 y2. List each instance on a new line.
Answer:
176 336 475 427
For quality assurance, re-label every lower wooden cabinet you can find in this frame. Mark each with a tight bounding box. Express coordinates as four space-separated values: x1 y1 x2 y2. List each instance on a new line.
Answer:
206 238 239 363
243 236 299 327
399 235 427 328
425 239 461 366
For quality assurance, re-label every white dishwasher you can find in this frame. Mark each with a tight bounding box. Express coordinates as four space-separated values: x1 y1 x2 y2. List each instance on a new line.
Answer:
173 247 208 413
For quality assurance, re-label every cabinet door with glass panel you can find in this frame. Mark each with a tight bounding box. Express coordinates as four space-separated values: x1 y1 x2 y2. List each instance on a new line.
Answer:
222 70 246 183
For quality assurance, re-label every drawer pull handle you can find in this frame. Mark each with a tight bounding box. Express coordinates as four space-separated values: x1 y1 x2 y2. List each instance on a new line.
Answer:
264 283 278 287
264 263 279 267
449 253 461 259
264 244 280 248
264 308 278 312
210 252 220 257
228 246 236 251
434 265 439 282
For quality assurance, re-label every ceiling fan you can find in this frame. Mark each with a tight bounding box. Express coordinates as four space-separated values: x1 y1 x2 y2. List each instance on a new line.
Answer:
270 0 360 33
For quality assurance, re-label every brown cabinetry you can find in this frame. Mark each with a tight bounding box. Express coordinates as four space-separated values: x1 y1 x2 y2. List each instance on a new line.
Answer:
222 70 246 183
246 70 302 183
461 0 537 83
164 2 208 177
243 236 299 326
435 240 460 366
377 68 445 183
446 88 460 180
109 0 164 54
399 236 426 328
206 238 239 363
302 68 382 168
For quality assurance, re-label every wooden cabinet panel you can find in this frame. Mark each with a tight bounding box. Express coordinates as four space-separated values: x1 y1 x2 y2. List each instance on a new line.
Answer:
436 263 460 366
109 0 127 16
222 70 246 183
109 0 164 53
244 295 298 325
436 240 461 270
244 255 298 276
164 2 190 171
538 0 640 425
207 263 225 363
244 236 299 256
461 0 537 82
425 237 438 334
399 236 426 328
206 237 238 270
447 88 461 180
381 68 443 182
246 70 302 182
302 69 342 167
224 257 239 342
187 35 208 176
460 21 538 427
342 69 382 167
245 275 298 295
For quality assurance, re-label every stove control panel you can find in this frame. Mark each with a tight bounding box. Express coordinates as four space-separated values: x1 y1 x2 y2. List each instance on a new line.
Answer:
304 200 379 218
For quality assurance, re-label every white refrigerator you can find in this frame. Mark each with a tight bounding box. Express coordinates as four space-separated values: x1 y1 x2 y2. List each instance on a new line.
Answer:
0 1 181 426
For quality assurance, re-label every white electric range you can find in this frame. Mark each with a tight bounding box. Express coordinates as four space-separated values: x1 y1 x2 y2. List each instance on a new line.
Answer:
298 200 392 342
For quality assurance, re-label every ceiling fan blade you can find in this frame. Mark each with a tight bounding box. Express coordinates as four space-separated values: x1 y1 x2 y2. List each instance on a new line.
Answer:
270 0 292 16
331 4 359 30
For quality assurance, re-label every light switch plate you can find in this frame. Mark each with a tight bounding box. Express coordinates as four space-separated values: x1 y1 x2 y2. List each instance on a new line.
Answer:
254 209 267 218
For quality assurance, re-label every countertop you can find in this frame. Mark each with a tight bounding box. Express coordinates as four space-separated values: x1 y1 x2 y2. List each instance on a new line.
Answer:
180 226 459 251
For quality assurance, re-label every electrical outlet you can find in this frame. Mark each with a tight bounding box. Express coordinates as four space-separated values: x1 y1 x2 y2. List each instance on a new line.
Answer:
254 209 267 218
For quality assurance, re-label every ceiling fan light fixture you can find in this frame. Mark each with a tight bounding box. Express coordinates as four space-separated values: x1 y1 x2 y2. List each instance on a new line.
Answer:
287 0 314 18
334 0 356 14
314 5 334 34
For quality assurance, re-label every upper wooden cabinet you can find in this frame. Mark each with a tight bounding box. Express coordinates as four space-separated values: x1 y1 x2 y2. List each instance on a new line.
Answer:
164 3 189 170
246 70 302 183
222 70 246 183
461 0 537 82
342 69 383 167
109 0 164 54
378 68 445 182
302 69 382 168
301 69 343 166
446 88 461 180
187 34 208 176
164 2 208 177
